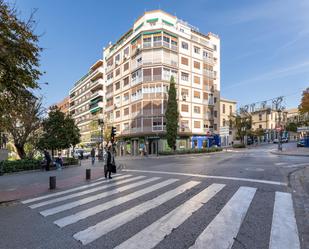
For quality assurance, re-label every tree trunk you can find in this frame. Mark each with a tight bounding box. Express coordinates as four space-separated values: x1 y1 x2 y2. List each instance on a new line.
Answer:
15 144 26 159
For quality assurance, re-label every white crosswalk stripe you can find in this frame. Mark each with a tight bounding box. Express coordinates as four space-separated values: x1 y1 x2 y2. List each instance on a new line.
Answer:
40 176 159 217
21 175 301 248
73 181 200 245
189 186 256 249
269 192 300 249
115 183 225 249
30 175 144 209
54 178 179 227
21 174 126 204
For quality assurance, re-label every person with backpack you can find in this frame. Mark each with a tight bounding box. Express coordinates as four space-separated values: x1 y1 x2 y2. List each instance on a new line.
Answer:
91 148 96 166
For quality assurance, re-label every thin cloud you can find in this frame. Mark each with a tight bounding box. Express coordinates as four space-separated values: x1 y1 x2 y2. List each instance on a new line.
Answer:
225 60 309 90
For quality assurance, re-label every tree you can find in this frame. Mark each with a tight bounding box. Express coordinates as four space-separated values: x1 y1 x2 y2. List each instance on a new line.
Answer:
299 87 309 115
0 94 43 159
38 106 80 157
0 1 42 111
286 122 297 132
165 76 178 150
230 114 252 143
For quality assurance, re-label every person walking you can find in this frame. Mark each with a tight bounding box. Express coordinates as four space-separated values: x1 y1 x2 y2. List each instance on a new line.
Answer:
55 153 63 170
91 148 96 166
43 149 51 171
105 146 113 179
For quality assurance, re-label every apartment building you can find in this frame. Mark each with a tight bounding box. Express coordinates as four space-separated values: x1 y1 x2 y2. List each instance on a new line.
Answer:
55 96 70 115
102 10 220 155
69 60 104 147
251 107 287 141
220 98 237 146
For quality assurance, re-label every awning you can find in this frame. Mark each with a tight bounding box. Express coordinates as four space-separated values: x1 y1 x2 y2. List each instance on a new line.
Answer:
147 18 159 23
162 19 174 26
163 31 178 38
131 34 141 44
143 30 162 35
134 22 144 32
90 107 102 114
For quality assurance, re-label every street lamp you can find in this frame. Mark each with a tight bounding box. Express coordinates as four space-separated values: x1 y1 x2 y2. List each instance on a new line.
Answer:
98 114 104 163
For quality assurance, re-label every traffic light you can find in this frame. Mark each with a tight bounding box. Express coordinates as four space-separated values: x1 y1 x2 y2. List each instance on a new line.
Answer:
111 126 116 143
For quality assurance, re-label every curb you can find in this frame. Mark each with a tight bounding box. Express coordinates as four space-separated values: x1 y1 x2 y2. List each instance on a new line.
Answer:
270 151 309 157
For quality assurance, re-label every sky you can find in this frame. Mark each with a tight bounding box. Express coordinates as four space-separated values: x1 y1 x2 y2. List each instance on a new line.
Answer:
6 0 309 110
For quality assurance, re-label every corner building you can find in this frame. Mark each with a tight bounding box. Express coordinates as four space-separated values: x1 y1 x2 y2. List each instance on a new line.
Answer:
103 10 220 155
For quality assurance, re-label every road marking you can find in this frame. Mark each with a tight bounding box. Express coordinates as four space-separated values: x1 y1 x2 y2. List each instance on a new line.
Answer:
245 167 265 172
40 177 159 217
115 183 225 249
29 176 144 209
189 186 256 249
73 181 200 245
282 162 309 168
269 192 300 249
123 169 287 186
275 162 287 166
21 174 126 204
54 178 179 227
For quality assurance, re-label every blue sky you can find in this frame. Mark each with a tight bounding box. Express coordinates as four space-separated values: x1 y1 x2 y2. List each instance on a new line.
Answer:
7 0 309 109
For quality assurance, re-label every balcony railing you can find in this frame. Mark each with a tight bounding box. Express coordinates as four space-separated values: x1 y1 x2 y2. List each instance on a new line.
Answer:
203 57 215 65
131 76 142 86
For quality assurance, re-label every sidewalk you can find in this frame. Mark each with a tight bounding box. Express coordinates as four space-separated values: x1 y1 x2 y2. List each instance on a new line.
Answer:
0 159 106 203
270 147 309 157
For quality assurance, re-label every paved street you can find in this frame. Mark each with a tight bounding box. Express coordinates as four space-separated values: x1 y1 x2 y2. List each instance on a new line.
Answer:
0 143 308 249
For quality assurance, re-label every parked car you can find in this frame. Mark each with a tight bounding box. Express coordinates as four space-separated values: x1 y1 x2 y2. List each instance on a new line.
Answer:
281 137 289 143
297 139 305 147
73 149 90 159
273 139 279 144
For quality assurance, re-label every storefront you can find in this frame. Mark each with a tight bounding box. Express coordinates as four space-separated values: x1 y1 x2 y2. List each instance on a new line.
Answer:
191 135 221 149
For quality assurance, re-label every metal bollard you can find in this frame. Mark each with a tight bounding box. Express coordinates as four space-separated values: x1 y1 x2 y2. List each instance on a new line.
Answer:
86 168 91 180
49 176 56 190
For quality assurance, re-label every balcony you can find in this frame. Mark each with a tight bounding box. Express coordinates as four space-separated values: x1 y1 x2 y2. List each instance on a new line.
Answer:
105 105 114 112
203 70 216 80
203 99 214 105
105 91 113 99
89 101 103 110
131 76 142 86
91 90 104 99
203 57 215 65
106 77 113 86
131 59 142 71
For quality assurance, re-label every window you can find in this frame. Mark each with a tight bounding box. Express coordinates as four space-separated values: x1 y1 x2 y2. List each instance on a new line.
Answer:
123 107 129 116
223 119 226 126
259 124 262 129
223 104 225 114
203 92 208 100
181 57 188 66
115 68 120 76
259 113 262 121
181 88 189 96
181 104 189 112
194 76 200 84
194 121 201 128
124 47 129 57
181 41 188 49
213 44 217 51
115 81 120 91
194 106 201 113
163 36 170 43
194 91 200 99
214 97 217 103
116 110 120 118
123 77 129 87
214 123 217 130
194 46 200 54
214 110 217 118
123 123 129 130
124 92 129 101
181 72 189 81
153 35 161 42
203 51 208 58
230 105 232 115
115 54 120 63
194 61 200 69
123 62 129 71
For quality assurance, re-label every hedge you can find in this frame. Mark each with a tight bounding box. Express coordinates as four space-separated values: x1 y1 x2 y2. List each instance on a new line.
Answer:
0 157 79 175
158 147 223 156
232 144 246 148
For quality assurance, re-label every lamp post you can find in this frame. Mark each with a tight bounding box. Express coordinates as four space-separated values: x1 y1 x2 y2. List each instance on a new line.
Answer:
98 114 104 163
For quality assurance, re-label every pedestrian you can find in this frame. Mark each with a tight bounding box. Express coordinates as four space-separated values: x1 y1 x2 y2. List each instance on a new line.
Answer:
43 149 51 171
80 150 84 160
55 153 63 170
105 145 113 179
91 148 96 166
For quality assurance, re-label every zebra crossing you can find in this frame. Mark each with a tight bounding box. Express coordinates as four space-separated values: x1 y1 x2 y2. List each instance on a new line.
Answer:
21 173 300 249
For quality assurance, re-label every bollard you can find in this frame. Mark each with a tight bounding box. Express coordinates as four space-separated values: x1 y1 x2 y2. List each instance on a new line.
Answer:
86 168 91 180
49 176 56 190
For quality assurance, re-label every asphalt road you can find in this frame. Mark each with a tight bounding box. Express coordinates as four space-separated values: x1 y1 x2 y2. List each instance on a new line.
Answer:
0 143 308 249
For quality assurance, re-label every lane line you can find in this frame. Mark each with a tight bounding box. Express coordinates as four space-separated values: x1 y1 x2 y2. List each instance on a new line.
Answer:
21 174 125 204
54 178 179 227
189 186 256 249
115 183 225 249
73 181 200 245
123 169 287 186
269 192 300 249
30 176 142 209
40 177 159 217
